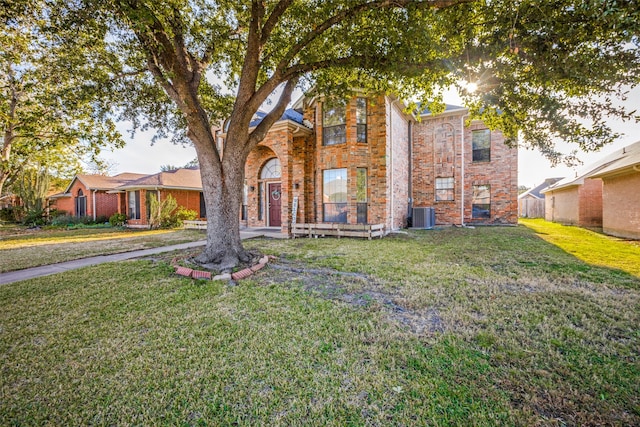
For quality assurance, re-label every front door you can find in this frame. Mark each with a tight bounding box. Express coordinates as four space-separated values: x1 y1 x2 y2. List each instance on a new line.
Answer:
268 182 282 227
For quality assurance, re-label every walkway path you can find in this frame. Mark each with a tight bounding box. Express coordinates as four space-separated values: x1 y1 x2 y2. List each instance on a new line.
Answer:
0 229 279 286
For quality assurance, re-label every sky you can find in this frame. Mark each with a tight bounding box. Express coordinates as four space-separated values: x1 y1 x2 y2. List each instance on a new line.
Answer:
101 86 640 189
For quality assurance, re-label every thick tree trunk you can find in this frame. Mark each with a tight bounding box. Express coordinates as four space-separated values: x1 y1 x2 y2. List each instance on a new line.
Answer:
190 128 252 271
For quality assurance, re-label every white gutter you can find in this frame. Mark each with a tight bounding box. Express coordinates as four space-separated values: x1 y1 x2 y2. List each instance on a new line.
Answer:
92 189 97 221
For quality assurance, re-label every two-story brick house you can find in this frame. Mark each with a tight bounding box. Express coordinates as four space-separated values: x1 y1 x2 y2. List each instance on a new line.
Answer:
240 95 518 233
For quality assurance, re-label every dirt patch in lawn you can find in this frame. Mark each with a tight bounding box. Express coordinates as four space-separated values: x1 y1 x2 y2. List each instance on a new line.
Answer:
264 259 446 336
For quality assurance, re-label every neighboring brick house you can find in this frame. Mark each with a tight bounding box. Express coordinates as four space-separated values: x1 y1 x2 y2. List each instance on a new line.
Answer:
543 140 640 237
111 167 206 227
239 95 518 233
589 141 640 239
50 173 146 220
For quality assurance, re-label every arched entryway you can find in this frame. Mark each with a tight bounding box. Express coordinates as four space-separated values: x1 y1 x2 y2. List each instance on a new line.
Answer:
260 157 282 227
75 189 86 217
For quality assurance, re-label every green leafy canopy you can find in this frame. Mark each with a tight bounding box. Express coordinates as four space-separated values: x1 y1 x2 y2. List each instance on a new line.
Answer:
43 0 640 166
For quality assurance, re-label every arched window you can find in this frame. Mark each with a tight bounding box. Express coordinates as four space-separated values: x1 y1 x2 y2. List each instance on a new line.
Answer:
75 189 86 217
260 158 281 179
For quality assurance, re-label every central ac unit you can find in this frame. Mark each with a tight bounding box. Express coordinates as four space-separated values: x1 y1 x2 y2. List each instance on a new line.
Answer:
412 207 435 229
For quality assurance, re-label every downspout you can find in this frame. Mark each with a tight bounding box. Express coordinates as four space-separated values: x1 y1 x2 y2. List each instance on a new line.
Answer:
460 113 469 227
388 97 394 231
407 121 413 223
92 189 97 221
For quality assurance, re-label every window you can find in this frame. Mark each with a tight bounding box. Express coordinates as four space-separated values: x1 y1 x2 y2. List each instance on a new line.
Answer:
356 97 367 143
260 158 281 179
323 102 346 146
435 177 454 201
356 168 367 224
199 192 207 218
241 182 248 220
128 190 140 220
75 189 86 217
472 185 491 219
323 169 347 223
258 183 263 220
472 129 491 162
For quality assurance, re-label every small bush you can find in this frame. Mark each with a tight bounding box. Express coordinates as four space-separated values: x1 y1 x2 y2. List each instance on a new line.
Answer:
22 209 46 227
175 207 198 226
50 215 94 227
109 213 127 227
95 215 109 224
0 207 15 222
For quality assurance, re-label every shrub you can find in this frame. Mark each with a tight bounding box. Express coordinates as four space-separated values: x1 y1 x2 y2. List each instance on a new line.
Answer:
50 215 94 227
109 213 127 227
95 215 109 224
0 207 15 222
22 209 46 227
174 207 198 226
148 195 178 229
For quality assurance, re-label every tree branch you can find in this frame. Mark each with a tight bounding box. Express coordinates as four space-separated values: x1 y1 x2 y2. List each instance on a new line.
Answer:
275 0 467 75
260 0 295 46
245 77 299 155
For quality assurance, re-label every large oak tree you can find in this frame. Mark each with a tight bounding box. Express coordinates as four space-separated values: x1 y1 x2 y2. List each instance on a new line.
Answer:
47 0 639 269
1 1 124 198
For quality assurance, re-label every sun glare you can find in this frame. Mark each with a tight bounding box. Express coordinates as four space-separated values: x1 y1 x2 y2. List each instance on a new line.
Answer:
466 82 478 93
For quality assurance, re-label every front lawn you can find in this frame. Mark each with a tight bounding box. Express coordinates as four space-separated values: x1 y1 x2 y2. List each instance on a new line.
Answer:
0 228 205 272
1 224 638 425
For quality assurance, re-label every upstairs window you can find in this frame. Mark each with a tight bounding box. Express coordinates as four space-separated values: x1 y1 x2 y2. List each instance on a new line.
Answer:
435 177 454 201
356 97 367 143
472 129 491 162
323 102 346 146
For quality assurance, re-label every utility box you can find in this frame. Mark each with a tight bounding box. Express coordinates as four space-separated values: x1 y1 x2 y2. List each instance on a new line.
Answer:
412 207 435 229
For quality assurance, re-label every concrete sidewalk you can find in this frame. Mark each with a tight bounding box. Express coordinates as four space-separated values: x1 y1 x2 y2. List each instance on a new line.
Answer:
0 229 281 286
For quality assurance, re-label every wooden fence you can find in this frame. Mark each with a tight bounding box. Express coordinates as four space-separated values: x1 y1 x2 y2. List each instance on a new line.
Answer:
519 198 545 218
292 223 385 240
183 220 207 230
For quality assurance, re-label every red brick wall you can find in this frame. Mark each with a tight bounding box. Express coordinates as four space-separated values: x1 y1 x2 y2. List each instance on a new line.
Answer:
94 192 119 220
314 95 390 227
577 178 603 227
412 113 518 225
51 195 74 215
601 172 640 239
388 100 410 230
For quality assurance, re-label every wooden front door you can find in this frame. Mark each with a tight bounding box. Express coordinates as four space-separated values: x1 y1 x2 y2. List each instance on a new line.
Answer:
268 182 282 227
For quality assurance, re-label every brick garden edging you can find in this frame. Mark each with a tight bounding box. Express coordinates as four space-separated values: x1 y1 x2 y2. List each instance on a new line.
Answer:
171 255 274 281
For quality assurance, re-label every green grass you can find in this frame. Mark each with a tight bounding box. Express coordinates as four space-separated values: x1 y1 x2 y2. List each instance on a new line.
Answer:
520 218 640 278
1 224 638 425
0 228 205 272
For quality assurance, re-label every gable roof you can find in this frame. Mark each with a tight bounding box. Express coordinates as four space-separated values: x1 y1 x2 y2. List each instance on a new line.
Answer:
419 103 466 116
113 167 203 191
518 177 564 200
64 172 147 193
545 140 640 192
589 140 640 179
